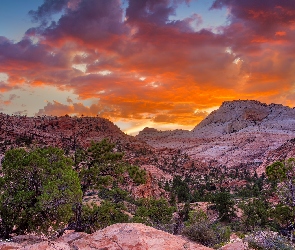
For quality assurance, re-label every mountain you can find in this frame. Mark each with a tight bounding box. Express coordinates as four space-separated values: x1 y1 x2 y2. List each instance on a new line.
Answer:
2 99 295 175
192 100 295 137
0 114 133 150
136 100 295 171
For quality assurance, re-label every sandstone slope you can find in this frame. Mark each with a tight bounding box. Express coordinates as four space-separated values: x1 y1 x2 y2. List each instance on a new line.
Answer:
0 223 213 250
136 100 295 170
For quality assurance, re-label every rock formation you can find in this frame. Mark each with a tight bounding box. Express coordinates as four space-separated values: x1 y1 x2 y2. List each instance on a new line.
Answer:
2 99 295 178
136 100 295 171
0 223 213 250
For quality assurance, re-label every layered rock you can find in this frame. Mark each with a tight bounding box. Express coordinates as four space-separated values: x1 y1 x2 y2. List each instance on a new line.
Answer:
257 138 295 174
136 100 295 171
0 223 213 250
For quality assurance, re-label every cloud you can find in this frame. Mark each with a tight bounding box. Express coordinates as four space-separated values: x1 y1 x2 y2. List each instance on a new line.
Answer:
27 0 126 48
29 0 68 23
0 0 295 129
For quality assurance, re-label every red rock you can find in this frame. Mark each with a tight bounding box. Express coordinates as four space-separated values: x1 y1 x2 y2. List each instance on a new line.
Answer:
3 223 213 250
220 241 247 250
71 223 213 250
136 100 295 172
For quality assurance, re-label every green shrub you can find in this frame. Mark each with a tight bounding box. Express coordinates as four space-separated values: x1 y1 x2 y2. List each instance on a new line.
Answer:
73 201 129 234
133 198 175 231
183 221 231 248
183 209 231 248
0 147 82 238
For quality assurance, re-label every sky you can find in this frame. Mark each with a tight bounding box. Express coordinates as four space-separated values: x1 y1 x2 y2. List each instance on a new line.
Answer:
0 0 295 135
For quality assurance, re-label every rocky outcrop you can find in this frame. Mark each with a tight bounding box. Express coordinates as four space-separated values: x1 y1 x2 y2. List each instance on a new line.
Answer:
192 100 270 137
0 223 213 250
136 100 295 171
192 100 295 138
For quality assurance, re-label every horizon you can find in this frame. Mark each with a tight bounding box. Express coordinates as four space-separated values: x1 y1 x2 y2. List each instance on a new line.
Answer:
1 98 294 135
1 0 295 134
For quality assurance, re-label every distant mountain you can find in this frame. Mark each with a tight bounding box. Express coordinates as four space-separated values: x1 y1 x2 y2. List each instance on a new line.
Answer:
136 100 295 171
192 100 295 138
0 114 135 151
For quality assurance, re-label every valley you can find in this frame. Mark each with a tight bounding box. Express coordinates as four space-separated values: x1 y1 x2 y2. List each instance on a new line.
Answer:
1 100 295 249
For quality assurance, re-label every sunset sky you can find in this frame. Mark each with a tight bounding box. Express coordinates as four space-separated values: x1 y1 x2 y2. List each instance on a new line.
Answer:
0 0 295 134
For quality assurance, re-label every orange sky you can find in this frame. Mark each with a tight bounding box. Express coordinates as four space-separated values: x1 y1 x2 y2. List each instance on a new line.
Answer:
1 0 295 134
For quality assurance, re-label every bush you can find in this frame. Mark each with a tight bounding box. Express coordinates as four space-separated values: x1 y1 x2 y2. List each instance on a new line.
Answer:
183 209 231 248
74 201 129 233
183 221 231 248
245 231 294 250
133 198 175 231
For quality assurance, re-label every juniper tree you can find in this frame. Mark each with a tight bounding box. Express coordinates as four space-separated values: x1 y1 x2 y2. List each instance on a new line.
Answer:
266 158 295 236
0 147 82 238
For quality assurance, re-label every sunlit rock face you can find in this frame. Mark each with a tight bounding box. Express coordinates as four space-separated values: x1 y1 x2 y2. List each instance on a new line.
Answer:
192 100 295 138
0 223 213 250
136 100 295 170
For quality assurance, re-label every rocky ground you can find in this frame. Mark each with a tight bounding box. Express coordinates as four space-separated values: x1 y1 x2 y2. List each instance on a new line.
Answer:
0 223 214 250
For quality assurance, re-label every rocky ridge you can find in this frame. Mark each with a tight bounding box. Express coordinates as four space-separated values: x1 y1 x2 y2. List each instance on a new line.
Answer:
136 100 295 170
0 114 194 199
0 114 133 150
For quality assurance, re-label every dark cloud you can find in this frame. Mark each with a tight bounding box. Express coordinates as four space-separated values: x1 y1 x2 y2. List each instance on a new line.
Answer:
29 0 68 22
126 0 175 25
211 0 295 39
211 0 295 24
27 0 126 47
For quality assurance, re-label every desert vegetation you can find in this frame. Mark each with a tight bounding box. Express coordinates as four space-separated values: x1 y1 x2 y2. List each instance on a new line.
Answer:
1 108 295 249
0 138 295 249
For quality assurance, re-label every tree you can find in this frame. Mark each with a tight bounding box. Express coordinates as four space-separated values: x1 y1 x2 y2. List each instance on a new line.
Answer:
72 139 146 232
266 158 295 241
239 198 270 231
77 139 125 194
127 164 147 185
266 159 295 221
133 198 175 230
69 201 129 234
171 175 191 202
77 139 146 194
0 147 82 238
212 191 236 222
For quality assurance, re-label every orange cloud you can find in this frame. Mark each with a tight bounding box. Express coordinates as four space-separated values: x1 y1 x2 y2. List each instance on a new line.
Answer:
1 0 295 129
